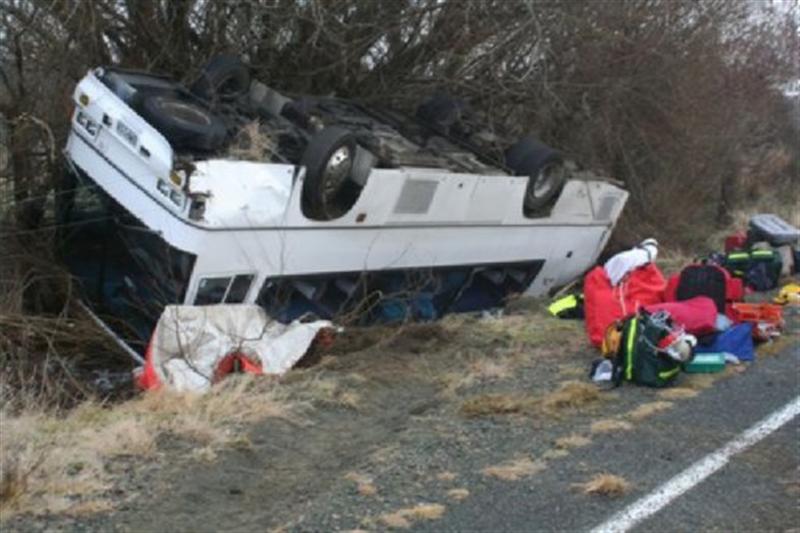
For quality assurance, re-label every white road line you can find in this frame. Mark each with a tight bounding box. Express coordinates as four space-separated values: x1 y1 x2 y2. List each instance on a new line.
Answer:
590 395 800 533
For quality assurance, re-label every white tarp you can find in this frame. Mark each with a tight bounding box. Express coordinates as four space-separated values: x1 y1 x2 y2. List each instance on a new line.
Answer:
148 304 330 392
604 239 659 287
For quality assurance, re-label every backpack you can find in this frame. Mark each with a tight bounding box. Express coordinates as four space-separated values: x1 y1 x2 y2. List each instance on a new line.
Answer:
674 264 728 313
612 310 684 388
665 263 743 316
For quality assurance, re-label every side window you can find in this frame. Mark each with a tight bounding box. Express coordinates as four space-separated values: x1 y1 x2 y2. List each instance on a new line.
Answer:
226 274 255 303
194 274 255 305
195 277 230 305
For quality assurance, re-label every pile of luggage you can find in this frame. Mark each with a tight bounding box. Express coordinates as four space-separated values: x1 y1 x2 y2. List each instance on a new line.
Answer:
549 213 799 388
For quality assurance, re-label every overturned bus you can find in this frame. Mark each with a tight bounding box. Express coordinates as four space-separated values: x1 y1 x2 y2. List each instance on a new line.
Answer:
58 56 627 354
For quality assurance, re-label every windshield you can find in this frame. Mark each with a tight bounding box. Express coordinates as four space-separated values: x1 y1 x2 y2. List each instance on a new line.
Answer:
58 167 196 351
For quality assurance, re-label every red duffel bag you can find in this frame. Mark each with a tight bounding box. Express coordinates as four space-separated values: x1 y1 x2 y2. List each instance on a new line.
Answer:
644 296 718 336
584 263 667 347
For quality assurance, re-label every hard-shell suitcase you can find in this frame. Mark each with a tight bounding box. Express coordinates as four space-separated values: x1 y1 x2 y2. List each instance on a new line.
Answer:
748 214 800 246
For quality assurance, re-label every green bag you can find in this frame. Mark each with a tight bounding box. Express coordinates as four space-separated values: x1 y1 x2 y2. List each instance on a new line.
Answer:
724 248 782 289
724 250 751 278
613 311 681 388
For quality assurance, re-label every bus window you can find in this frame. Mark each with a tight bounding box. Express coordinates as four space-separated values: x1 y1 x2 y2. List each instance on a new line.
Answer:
226 274 254 303
194 274 255 305
195 277 231 305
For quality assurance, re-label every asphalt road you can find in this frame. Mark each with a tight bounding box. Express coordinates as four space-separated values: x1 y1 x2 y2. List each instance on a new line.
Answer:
418 341 800 533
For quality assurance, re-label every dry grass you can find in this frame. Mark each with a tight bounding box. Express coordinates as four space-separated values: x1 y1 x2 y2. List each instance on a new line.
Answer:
542 448 570 460
590 419 634 434
447 488 470 501
557 365 587 378
436 471 457 482
461 380 605 418
573 473 631 497
540 381 604 413
466 358 513 381
657 387 699 400
0 376 300 520
379 503 446 529
191 446 218 463
369 445 400 465
627 401 674 421
706 191 800 252
226 121 277 161
63 499 114 516
439 352 521 397
482 457 546 481
293 374 362 410
683 373 719 390
344 472 378 497
460 393 536 417
478 313 585 350
555 434 592 449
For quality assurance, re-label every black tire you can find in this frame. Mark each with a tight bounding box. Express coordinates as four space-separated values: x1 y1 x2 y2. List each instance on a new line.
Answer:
505 136 566 215
417 93 462 127
140 95 227 152
416 93 474 139
190 55 250 102
301 126 363 221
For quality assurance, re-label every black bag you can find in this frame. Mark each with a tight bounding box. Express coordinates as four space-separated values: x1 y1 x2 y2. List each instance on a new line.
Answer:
724 248 782 291
675 264 728 313
746 249 782 291
613 311 682 388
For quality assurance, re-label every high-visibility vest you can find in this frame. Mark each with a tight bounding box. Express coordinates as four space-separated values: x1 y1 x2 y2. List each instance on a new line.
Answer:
547 293 584 318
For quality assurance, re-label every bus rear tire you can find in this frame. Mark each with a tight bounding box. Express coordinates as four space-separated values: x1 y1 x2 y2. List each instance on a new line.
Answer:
301 126 364 221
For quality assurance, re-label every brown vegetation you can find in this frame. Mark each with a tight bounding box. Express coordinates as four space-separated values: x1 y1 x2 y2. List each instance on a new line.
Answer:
3 0 794 242
590 419 634 434
460 393 536 418
344 472 378 497
482 457 546 481
574 473 631 497
627 401 674 421
461 380 606 418
554 434 592 449
0 376 300 520
379 503 446 529
540 381 604 413
657 387 700 400
446 488 470 501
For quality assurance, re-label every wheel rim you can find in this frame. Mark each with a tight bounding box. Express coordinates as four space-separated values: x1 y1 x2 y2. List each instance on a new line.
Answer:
321 146 353 202
528 163 564 201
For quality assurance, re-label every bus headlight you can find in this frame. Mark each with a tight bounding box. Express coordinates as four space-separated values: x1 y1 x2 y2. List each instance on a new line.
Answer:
76 111 99 136
170 170 185 187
